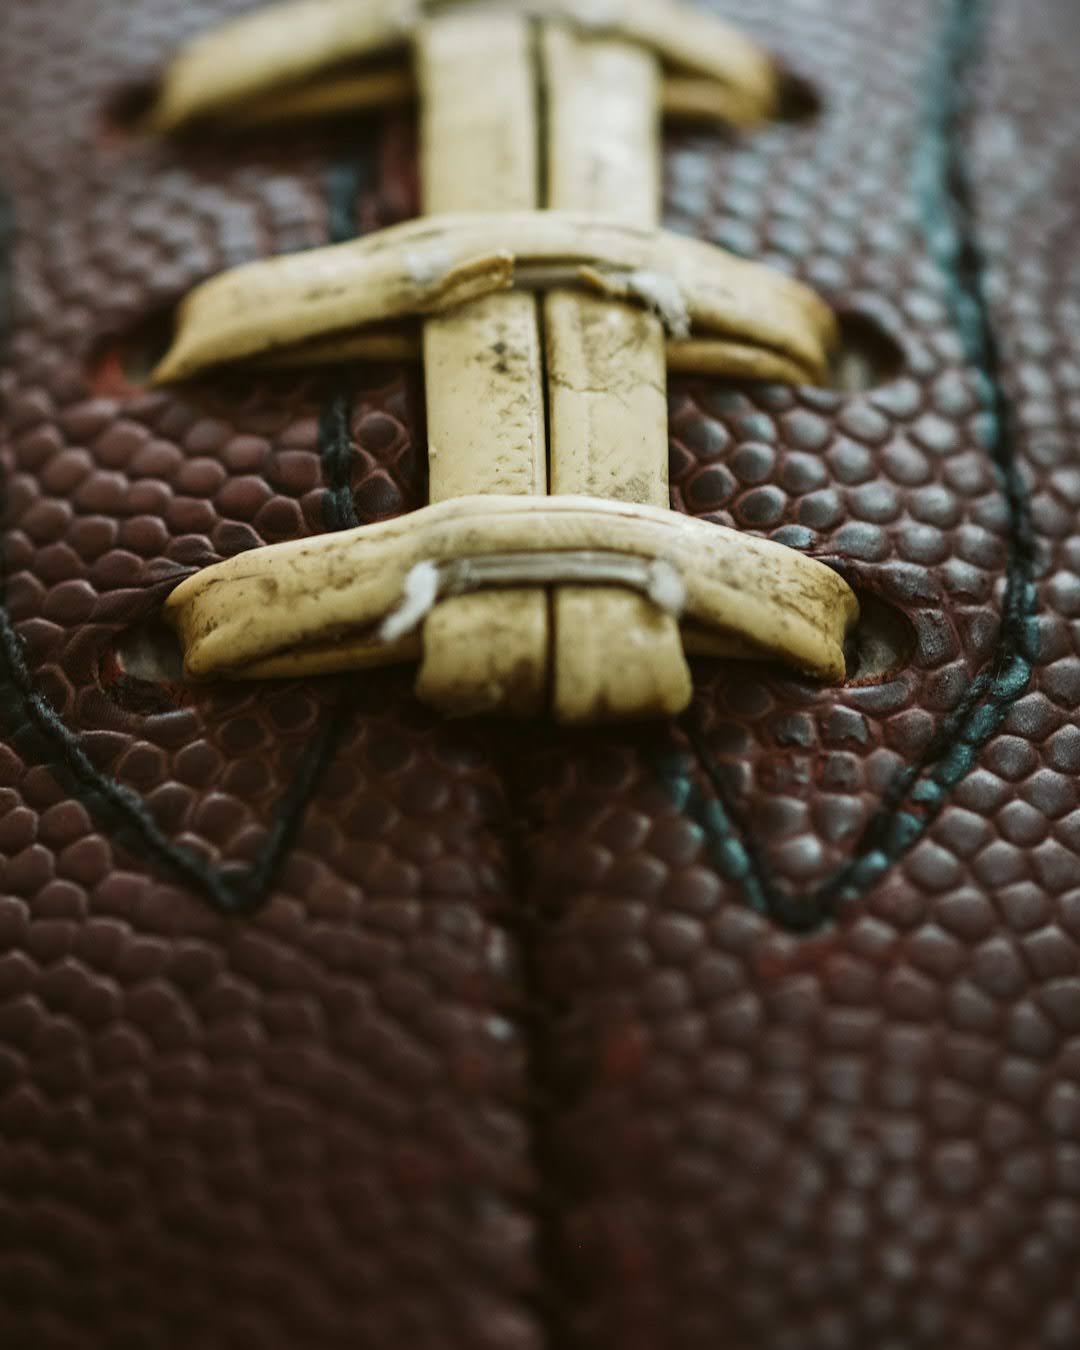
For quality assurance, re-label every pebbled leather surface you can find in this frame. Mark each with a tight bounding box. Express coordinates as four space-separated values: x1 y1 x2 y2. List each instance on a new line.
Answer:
1 0 1079 1347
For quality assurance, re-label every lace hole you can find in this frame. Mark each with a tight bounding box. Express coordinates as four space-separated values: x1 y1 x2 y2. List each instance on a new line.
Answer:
102 619 188 713
843 592 917 684
87 309 175 396
773 70 823 124
101 78 161 143
830 312 906 392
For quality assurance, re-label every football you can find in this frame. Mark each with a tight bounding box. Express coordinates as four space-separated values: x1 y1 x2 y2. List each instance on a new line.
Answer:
1 1 1078 1347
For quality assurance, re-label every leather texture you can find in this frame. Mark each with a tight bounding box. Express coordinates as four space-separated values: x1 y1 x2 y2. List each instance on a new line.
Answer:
1 0 1079 1346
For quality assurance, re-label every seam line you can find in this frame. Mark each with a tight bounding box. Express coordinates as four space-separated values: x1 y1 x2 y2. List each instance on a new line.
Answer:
659 0 1038 932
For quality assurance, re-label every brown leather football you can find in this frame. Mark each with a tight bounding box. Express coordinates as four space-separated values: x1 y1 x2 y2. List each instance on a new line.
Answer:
2 0 1079 1347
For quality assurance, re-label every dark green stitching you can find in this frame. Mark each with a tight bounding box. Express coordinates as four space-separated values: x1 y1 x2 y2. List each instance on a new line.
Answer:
0 598 347 914
319 389 360 531
659 0 1039 931
320 158 372 532
0 148 375 914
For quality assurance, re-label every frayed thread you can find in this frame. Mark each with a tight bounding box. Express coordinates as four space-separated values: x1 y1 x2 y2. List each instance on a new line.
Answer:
379 560 440 641
646 560 686 617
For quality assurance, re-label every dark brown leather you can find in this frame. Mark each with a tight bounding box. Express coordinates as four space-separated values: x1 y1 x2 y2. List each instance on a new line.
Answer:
2 0 1079 1346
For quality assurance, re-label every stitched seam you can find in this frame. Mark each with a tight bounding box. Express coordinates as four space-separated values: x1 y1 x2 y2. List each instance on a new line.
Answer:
659 0 1039 932
496 753 571 1350
319 388 360 531
0 151 376 915
320 158 370 532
